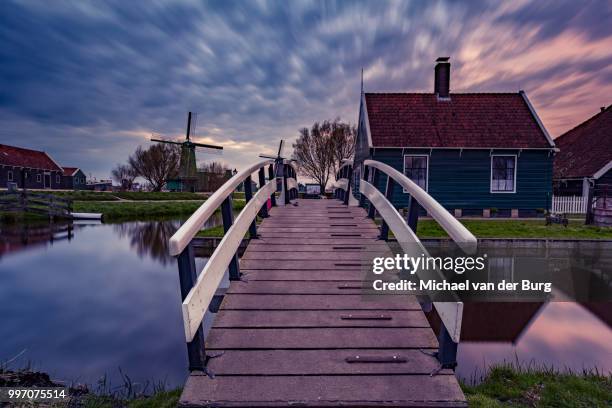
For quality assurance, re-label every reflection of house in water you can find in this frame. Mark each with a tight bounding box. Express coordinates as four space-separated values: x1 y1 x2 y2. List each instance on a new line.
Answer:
0 222 75 257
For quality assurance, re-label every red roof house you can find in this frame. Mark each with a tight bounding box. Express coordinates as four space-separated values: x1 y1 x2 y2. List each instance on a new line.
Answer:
354 57 556 216
0 144 65 189
553 105 611 196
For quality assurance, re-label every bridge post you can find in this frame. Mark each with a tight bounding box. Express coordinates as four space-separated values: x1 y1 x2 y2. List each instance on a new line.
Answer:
221 196 241 280
283 163 290 205
177 243 206 371
268 164 277 207
258 167 269 218
407 196 421 232
367 169 379 219
359 165 369 208
343 165 353 206
437 324 458 369
379 176 394 241
243 175 259 238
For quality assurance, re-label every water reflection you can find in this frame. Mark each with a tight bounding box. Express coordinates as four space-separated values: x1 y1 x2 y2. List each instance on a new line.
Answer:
0 222 77 257
426 301 612 382
113 221 179 265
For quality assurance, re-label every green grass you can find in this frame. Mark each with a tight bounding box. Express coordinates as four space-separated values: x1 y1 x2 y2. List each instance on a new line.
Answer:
113 191 207 201
73 199 245 222
462 365 612 407
50 191 119 201
416 219 612 239
82 389 181 408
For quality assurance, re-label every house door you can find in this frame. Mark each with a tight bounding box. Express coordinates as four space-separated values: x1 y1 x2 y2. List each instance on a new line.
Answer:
44 173 51 188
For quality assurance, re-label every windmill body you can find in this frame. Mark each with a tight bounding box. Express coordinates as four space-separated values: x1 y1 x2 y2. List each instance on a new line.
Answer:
151 112 223 192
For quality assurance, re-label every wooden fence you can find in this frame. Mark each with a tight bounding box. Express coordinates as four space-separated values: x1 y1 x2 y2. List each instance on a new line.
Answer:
0 191 72 218
551 195 587 214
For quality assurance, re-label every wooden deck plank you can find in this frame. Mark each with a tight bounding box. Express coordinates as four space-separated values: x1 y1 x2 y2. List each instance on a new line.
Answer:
204 349 452 375
206 327 437 349
212 310 430 328
220 294 421 310
181 375 466 407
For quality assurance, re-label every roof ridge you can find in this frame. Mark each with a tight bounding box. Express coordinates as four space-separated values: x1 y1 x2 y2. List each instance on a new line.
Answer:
0 143 46 154
364 92 521 95
555 105 611 141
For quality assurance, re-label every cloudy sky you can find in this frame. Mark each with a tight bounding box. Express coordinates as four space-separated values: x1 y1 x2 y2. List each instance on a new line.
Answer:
1 0 610 179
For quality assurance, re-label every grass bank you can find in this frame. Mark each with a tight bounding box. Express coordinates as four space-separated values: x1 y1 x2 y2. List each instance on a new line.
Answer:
197 218 612 239
51 191 207 201
462 365 611 407
73 199 245 222
417 219 612 239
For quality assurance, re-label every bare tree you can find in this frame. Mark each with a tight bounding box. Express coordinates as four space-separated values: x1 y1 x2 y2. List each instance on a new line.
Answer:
292 119 356 193
128 144 180 192
111 164 137 191
199 161 230 174
329 120 357 177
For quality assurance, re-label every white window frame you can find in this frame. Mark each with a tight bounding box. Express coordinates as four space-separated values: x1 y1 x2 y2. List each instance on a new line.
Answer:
7 170 13 182
490 154 517 194
56 174 61 183
403 154 429 192
36 174 42 183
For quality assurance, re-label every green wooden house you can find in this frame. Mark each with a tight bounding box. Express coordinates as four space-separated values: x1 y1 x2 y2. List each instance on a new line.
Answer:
353 58 556 217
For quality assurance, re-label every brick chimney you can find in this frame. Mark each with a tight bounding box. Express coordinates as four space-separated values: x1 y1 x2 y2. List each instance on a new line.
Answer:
434 57 450 99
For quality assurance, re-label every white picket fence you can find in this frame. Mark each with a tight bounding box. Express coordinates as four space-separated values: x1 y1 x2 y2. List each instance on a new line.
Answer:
551 195 587 214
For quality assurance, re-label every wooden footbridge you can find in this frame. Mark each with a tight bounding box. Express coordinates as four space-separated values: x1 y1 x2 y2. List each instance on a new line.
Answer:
168 159 476 407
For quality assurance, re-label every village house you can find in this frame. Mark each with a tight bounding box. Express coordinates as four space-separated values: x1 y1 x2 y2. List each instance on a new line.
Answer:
62 167 87 190
354 57 557 217
0 144 65 189
553 105 611 197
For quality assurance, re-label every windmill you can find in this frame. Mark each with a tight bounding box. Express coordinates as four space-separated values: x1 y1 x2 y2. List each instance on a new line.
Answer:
259 140 296 205
151 112 223 192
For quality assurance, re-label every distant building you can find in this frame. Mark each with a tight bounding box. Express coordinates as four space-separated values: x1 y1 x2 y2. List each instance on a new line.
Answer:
62 167 87 190
0 144 65 189
354 57 556 217
86 179 113 192
553 105 611 197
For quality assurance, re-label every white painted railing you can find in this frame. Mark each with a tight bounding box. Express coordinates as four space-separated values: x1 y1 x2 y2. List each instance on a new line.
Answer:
360 160 478 347
168 159 275 345
552 195 587 214
169 159 273 256
364 160 477 254
181 179 275 341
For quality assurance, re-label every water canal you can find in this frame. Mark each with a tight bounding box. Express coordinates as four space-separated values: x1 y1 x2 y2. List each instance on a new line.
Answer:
0 220 610 389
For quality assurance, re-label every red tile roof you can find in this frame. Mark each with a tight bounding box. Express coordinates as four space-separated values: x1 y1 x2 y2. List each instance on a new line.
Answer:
62 167 79 177
553 105 612 179
364 93 553 148
0 144 62 171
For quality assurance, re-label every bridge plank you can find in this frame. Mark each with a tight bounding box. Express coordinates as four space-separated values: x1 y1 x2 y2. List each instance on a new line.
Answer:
212 310 430 328
220 294 421 310
181 375 466 407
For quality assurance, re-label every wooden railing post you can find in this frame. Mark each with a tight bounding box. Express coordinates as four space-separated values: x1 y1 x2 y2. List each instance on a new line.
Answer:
268 164 277 207
258 168 269 218
177 243 206 371
407 195 421 232
437 324 458 369
367 169 379 219
359 165 369 208
283 163 289 205
343 165 353 206
243 175 258 238
379 176 394 241
221 196 241 280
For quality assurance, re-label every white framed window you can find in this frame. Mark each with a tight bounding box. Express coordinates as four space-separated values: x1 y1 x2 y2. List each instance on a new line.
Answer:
491 155 517 193
403 154 429 191
56 175 61 183
36 174 41 183
7 170 13 182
